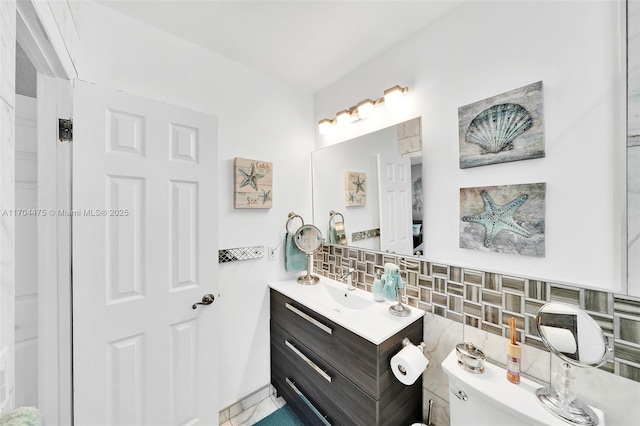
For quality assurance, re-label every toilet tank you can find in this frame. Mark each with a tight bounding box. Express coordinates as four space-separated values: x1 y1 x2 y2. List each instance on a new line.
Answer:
442 349 605 426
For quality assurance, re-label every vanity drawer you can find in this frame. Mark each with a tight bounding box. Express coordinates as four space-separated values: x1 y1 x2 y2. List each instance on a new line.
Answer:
270 289 379 397
271 321 377 425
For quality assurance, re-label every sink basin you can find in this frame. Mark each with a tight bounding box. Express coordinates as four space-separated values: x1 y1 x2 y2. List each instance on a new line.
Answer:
321 282 375 311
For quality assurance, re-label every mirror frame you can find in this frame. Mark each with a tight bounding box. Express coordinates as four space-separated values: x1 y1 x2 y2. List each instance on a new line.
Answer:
626 0 640 297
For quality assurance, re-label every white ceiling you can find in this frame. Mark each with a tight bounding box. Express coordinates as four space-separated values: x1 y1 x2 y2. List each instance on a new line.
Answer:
97 1 462 93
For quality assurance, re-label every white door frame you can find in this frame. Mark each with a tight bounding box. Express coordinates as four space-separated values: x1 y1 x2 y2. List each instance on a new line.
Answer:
35 75 73 425
16 0 76 424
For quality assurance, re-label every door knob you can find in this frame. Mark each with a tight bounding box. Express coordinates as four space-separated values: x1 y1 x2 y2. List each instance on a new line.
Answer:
192 293 215 309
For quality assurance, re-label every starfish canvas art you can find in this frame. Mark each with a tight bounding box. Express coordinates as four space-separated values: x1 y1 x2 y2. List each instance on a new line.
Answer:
234 157 273 209
460 183 546 257
345 171 366 206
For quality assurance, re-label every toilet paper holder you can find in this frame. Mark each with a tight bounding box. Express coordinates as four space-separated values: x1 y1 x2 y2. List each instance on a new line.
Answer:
401 337 426 351
396 338 426 375
391 337 429 385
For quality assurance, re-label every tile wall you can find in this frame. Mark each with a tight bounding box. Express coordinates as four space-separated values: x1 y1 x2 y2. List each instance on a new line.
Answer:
315 244 640 425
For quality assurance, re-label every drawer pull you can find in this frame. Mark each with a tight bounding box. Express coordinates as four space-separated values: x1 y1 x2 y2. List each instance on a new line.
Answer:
285 303 333 335
285 377 332 426
285 340 332 383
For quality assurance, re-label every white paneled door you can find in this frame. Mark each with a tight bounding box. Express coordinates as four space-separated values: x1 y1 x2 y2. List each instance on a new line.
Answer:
72 80 219 425
377 153 413 255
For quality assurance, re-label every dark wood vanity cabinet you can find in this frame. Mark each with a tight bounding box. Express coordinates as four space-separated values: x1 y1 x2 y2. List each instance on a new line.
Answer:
270 289 423 426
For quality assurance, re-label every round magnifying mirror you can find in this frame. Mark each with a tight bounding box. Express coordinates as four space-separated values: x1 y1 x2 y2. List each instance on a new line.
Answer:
536 302 608 367
293 224 323 285
293 224 323 254
535 302 610 426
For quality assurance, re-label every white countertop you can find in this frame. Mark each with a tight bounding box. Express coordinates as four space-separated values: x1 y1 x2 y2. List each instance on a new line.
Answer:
269 277 425 345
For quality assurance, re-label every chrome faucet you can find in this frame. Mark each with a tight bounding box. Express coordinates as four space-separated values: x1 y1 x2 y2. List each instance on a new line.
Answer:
339 267 356 291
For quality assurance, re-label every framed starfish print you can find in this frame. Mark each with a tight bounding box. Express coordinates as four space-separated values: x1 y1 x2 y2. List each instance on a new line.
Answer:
460 182 545 257
345 171 366 206
234 157 273 209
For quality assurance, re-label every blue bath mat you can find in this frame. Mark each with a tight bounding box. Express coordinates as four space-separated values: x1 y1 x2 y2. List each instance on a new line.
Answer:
255 404 303 426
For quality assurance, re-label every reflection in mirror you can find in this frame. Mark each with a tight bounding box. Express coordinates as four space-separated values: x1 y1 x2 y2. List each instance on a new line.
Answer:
293 224 323 285
534 303 609 426
536 302 608 367
312 118 423 256
328 210 347 245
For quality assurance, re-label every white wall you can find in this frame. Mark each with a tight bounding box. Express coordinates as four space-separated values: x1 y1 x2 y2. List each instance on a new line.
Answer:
77 3 314 408
315 1 625 292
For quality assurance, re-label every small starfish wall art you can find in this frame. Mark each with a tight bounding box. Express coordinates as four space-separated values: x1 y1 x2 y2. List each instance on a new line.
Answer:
460 183 546 257
345 171 366 206
234 157 273 209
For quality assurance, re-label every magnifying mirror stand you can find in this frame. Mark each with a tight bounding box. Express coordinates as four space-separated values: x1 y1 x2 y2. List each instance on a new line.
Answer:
292 223 323 285
388 287 411 317
297 252 320 285
536 361 599 426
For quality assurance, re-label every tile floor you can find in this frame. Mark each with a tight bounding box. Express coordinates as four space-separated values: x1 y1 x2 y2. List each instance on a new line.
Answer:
220 394 286 426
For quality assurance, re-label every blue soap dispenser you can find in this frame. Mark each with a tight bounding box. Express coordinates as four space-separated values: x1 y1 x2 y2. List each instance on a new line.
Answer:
372 269 385 302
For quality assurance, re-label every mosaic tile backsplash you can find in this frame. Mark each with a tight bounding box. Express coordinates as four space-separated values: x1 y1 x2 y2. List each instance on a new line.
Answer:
315 244 640 383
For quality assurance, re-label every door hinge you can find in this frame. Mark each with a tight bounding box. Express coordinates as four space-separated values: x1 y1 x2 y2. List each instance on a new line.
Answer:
58 118 73 142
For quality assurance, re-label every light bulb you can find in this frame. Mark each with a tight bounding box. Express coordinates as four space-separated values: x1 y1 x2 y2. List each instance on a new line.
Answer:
318 118 333 134
336 110 351 125
357 99 374 119
384 85 408 107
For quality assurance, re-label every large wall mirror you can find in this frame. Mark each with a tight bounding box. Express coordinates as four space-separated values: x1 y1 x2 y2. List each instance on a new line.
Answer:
312 118 423 257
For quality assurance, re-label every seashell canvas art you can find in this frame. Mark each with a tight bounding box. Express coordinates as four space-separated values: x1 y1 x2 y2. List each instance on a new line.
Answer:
465 103 533 153
459 81 544 168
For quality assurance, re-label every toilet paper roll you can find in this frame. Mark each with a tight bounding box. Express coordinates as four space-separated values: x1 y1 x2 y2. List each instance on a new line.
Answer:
390 344 429 385
540 325 577 354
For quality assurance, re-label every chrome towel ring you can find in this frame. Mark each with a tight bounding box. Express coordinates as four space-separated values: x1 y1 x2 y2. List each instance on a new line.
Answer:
286 212 305 233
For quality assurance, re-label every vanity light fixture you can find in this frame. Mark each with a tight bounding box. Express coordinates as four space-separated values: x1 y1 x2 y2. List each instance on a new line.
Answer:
318 85 409 133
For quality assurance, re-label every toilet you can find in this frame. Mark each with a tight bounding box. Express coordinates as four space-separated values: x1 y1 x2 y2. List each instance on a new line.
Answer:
441 349 606 426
